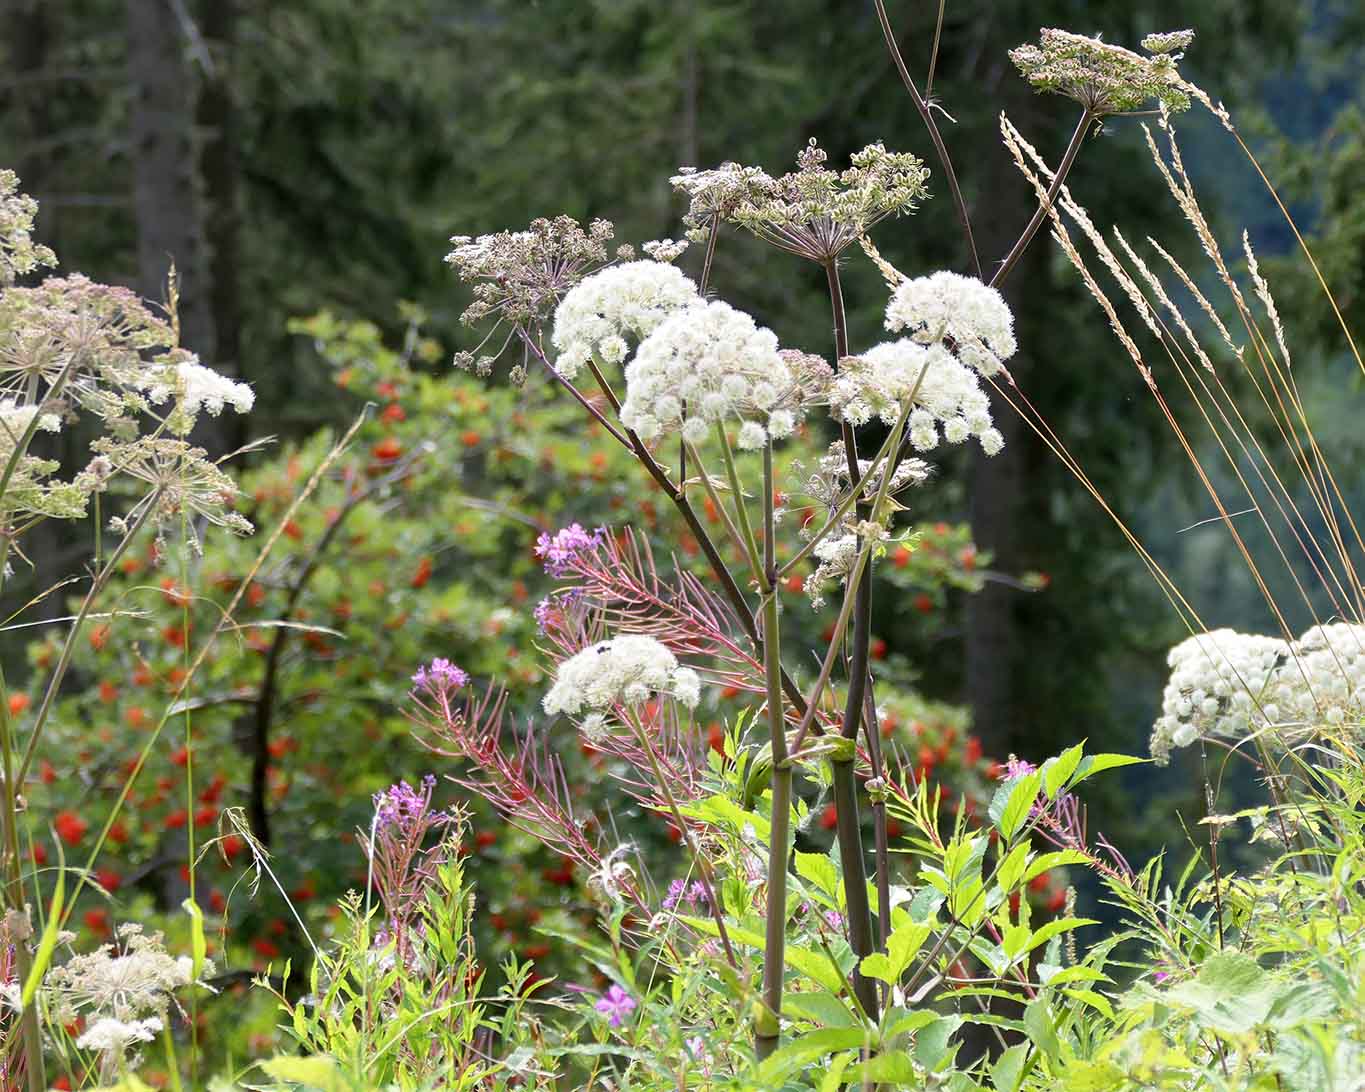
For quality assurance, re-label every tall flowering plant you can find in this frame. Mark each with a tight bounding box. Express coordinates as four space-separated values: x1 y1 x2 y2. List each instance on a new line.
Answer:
0 174 254 1089
422 28 1199 1056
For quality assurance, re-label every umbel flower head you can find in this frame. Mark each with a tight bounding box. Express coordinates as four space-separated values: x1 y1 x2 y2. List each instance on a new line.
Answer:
551 261 701 379
0 169 56 284
446 216 627 377
619 300 814 450
88 436 254 551
1149 623 1365 765
543 633 702 718
829 341 1003 455
1010 27 1195 115
1151 629 1289 764
137 354 255 434
885 272 1017 379
673 140 929 262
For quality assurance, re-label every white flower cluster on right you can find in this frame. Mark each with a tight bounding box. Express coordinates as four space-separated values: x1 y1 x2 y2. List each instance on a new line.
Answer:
551 260 701 379
885 271 1017 378
829 341 1003 455
1151 623 1365 764
543 633 702 720
619 300 801 449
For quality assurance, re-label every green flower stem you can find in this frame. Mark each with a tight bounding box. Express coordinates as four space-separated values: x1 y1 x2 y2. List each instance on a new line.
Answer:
715 422 765 587
757 437 791 1060
684 440 759 582
824 258 880 1020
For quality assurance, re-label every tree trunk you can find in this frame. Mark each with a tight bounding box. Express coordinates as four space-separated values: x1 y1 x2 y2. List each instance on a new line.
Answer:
125 0 217 363
964 76 1048 756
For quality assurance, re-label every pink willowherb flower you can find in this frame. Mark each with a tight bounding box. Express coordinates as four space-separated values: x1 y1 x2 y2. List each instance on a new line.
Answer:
594 984 637 1028
534 523 605 577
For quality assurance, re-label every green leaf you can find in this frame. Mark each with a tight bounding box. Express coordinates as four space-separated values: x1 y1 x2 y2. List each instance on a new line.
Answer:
795 851 840 900
914 1015 962 1071
1026 917 1097 954
885 1008 940 1039
1063 988 1115 1020
1024 998 1060 1062
755 1027 870 1084
860 920 930 984
819 1052 854 1092
1043 744 1085 800
995 772 1042 841
784 991 856 1028
1069 753 1144 789
258 1055 350 1091
1058 1060 1126 1091
846 1050 919 1083
1021 850 1090 887
996 842 1031 894
990 1042 1031 1092
21 867 63 1010
182 897 208 981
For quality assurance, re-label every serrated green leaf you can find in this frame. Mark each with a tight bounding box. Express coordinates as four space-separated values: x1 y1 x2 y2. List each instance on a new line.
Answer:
1043 744 1085 800
795 851 840 900
996 773 1042 841
990 1042 1030 1092
1069 753 1144 789
1024 998 1060 1061
846 1049 919 1083
1026 917 1097 954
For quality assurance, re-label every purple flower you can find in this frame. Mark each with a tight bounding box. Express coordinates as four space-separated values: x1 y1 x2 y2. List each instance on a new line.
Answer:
373 775 448 833
412 657 470 696
594 984 636 1028
534 523 604 577
662 878 711 911
998 755 1037 781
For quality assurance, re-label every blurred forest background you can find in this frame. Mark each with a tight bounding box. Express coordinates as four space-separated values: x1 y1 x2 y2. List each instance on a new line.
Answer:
4 0 1364 867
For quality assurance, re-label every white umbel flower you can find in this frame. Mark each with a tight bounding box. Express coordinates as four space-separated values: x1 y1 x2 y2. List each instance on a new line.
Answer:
829 340 1002 454
1150 629 1289 764
885 272 1017 378
1150 623 1365 764
543 634 703 717
76 1015 163 1054
551 261 701 379
1280 623 1365 731
0 398 61 449
619 300 800 448
140 356 255 417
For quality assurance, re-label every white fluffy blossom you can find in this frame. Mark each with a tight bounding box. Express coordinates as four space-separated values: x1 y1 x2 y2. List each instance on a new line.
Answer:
543 634 702 717
829 340 1002 455
0 398 61 450
551 261 701 379
140 356 255 419
885 272 1017 378
1277 623 1365 731
1150 623 1365 764
76 1015 163 1054
1151 629 1289 764
619 300 804 448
